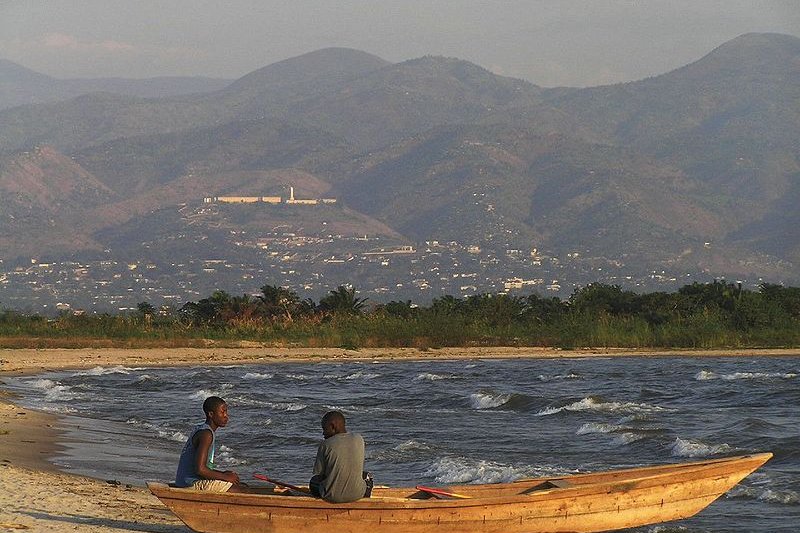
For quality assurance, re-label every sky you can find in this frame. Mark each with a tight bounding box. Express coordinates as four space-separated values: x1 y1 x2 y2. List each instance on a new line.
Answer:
1 0 798 87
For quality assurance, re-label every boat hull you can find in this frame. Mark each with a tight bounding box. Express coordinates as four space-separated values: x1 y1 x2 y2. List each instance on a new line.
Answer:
148 453 771 533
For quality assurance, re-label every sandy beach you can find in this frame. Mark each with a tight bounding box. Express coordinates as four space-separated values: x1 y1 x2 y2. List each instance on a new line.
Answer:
2 346 798 532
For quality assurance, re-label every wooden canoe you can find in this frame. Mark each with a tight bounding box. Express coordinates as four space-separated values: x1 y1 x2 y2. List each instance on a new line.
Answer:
147 452 770 533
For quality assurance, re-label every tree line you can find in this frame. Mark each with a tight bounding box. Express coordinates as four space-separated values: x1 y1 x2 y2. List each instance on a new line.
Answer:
1 281 799 349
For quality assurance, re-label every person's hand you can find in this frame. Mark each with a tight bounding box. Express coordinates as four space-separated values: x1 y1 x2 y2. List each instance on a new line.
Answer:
223 471 241 484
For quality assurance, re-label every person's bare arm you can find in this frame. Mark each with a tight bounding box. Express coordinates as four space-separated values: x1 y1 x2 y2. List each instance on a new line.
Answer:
193 430 240 484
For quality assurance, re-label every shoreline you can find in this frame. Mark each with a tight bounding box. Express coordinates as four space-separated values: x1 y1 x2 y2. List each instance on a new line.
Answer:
4 345 800 376
2 346 799 531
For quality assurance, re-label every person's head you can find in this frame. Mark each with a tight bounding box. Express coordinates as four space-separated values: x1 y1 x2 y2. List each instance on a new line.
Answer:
203 396 229 429
321 410 346 439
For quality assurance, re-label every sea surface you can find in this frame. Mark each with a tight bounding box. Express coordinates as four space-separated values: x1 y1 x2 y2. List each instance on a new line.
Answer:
4 356 799 532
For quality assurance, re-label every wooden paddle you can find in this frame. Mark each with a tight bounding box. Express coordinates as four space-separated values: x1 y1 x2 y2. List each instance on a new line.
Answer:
253 474 308 495
415 485 472 499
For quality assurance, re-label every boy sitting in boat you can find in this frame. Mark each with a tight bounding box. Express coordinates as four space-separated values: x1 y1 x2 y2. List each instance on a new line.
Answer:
309 410 373 502
174 396 247 493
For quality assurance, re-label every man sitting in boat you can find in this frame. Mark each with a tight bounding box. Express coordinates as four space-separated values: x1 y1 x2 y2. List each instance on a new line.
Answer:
174 396 247 493
309 410 373 502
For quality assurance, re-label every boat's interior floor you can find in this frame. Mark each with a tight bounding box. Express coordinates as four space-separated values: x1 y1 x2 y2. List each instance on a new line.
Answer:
244 481 571 500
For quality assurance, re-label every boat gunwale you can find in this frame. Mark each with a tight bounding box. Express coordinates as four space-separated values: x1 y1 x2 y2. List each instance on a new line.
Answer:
147 452 772 511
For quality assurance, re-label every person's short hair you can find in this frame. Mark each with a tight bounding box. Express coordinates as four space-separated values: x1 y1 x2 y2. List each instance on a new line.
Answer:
322 410 346 427
203 396 226 416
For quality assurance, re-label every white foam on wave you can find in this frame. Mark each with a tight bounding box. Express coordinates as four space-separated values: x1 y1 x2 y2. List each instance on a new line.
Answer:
469 392 512 409
39 404 79 414
727 484 799 505
414 372 458 381
670 437 733 458
188 385 234 400
424 456 534 484
576 423 647 446
322 371 381 380
342 371 380 380
618 413 654 423
537 397 669 416
30 378 80 401
73 365 141 376
576 422 623 435
695 370 797 381
283 373 309 381
216 444 247 466
264 401 307 412
613 432 647 445
394 440 433 453
125 418 188 442
160 429 188 442
243 372 274 380
226 396 273 407
372 439 436 462
538 373 581 382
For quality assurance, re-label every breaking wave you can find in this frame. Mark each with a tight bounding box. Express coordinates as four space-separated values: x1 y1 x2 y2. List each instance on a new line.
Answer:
424 456 533 484
187 384 234 400
216 444 247 467
29 378 80 401
537 397 669 416
727 484 799 505
576 422 652 446
126 418 187 442
73 365 141 376
670 437 734 458
243 372 274 380
414 372 459 381
695 370 797 381
469 392 512 409
263 401 307 411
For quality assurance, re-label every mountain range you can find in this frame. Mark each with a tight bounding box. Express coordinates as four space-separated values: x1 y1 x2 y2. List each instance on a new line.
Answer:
1 32 798 298
0 58 231 110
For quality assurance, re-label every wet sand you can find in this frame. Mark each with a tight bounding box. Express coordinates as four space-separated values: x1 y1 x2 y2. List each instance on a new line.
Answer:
1 346 798 532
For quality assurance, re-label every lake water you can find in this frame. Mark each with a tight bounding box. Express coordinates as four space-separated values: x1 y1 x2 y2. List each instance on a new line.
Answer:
4 355 799 532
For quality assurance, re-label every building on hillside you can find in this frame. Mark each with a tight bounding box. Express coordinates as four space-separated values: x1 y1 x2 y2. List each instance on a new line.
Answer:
285 186 318 205
202 186 335 206
217 196 260 203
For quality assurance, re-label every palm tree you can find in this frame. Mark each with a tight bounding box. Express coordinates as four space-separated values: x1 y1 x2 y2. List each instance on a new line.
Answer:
318 285 368 315
179 290 232 326
221 293 262 325
258 284 302 322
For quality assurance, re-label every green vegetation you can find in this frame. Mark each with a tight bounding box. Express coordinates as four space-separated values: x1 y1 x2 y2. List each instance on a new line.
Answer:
2 281 799 350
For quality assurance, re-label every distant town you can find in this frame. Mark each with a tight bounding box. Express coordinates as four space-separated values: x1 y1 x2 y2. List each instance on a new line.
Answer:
0 197 763 315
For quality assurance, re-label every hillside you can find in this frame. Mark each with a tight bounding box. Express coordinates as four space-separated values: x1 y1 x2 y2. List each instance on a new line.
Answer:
0 146 114 257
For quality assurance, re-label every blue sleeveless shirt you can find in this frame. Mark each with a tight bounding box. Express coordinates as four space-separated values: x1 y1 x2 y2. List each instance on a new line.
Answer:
174 422 216 487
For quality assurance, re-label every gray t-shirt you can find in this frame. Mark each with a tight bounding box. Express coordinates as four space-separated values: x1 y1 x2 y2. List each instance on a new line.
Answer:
313 432 366 503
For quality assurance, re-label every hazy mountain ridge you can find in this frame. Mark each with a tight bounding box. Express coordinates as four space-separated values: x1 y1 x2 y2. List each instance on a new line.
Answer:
0 58 231 110
0 34 798 287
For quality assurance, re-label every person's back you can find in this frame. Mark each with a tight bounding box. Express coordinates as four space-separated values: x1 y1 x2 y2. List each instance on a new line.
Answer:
313 432 366 503
309 410 371 503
